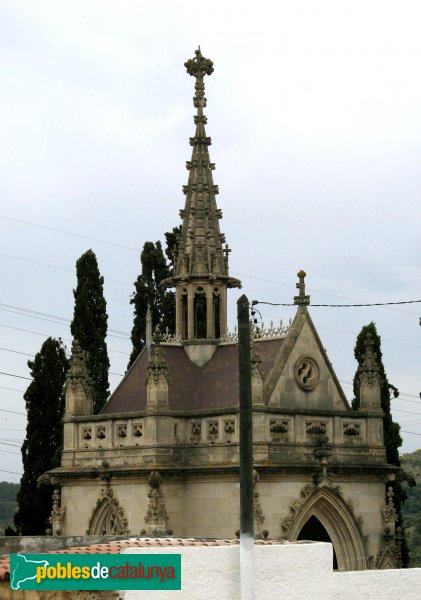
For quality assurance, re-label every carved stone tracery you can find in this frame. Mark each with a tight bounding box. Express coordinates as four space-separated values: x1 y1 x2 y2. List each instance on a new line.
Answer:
144 472 169 535
87 488 129 535
281 480 370 571
49 488 65 536
253 470 265 538
381 486 397 525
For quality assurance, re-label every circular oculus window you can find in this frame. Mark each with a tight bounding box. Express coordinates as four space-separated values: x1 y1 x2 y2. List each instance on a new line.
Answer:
294 356 320 391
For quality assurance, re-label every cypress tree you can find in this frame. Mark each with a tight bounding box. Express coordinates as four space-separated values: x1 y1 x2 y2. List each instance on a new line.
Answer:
128 240 175 369
70 249 110 413
14 338 68 535
352 322 409 566
164 225 182 269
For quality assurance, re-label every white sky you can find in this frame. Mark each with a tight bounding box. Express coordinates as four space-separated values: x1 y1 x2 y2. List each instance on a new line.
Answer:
1 0 421 483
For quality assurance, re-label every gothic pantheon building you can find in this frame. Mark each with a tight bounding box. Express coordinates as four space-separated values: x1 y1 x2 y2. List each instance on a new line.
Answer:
49 49 402 571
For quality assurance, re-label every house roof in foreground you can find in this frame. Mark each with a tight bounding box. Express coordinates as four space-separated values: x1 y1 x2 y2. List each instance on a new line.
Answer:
0 536 295 582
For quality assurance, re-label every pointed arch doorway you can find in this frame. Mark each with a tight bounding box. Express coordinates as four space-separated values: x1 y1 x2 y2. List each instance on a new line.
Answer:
286 485 369 571
297 515 338 569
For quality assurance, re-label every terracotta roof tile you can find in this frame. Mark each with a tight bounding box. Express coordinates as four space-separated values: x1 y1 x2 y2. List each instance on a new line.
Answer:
0 536 296 582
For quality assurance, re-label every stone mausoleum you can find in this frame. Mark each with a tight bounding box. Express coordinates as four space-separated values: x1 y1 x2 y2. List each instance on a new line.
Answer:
48 49 403 571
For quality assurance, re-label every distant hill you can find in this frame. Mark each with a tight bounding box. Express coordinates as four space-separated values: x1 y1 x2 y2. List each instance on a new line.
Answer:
401 450 421 567
0 481 19 534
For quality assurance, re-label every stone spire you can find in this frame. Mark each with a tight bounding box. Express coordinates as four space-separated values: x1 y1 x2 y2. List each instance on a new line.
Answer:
64 339 94 416
145 326 169 409
163 48 241 343
358 332 382 410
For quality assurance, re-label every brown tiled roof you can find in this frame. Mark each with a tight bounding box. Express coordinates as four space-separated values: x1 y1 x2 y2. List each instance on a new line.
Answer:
0 536 294 581
102 339 282 414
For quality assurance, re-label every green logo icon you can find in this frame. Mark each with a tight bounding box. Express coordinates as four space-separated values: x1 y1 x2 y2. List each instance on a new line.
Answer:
10 553 181 590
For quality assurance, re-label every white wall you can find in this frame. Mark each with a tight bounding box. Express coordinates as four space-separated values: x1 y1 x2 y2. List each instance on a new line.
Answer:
121 542 421 600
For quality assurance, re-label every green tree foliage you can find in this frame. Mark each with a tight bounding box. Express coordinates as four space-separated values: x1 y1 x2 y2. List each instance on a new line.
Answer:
128 239 175 369
164 225 182 269
71 249 110 413
352 322 409 565
0 482 19 534
14 338 68 535
401 451 421 567
352 322 402 462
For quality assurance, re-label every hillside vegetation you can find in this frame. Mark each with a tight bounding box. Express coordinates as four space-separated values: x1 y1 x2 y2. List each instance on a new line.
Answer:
401 450 421 567
0 482 19 534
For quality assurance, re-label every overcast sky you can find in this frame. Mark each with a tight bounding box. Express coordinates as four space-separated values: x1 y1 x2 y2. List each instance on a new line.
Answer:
1 0 421 483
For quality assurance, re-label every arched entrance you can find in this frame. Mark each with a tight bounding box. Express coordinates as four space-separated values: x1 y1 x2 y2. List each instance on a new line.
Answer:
287 485 369 571
297 515 338 569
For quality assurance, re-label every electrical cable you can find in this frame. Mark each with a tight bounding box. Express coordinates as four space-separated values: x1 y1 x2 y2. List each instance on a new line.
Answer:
0 469 22 475
0 323 130 356
0 252 132 287
0 408 26 416
2 215 419 315
253 299 421 308
0 302 130 338
0 371 31 381
0 215 140 252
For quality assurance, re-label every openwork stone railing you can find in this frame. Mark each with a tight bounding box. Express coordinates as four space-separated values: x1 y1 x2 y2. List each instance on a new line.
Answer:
220 320 291 344
159 320 291 346
66 413 371 452
160 329 182 344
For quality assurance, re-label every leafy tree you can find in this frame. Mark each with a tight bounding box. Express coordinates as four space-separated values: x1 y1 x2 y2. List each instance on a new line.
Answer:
352 322 409 566
128 239 175 369
14 338 68 535
70 249 109 413
164 225 182 269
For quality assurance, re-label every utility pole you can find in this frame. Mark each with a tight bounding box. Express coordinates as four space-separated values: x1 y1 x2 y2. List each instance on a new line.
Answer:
237 294 254 600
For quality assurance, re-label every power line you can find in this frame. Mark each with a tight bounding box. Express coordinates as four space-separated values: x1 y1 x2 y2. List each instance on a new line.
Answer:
0 215 141 253
3 215 419 317
0 386 25 393
0 347 32 357
393 409 421 417
0 441 21 448
0 252 132 287
0 449 20 455
0 323 130 356
0 428 25 431
339 379 421 402
254 299 421 308
234 272 419 316
0 469 22 475
0 408 26 416
0 371 31 381
0 302 130 338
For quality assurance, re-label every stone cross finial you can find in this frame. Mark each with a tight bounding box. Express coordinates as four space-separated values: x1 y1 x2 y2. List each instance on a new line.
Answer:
185 47 214 110
184 47 214 79
293 269 310 305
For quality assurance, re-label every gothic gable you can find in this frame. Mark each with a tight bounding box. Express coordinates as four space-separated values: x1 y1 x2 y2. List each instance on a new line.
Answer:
265 307 349 410
87 488 129 536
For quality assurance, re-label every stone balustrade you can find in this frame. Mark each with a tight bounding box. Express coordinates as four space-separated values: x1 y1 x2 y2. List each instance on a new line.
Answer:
63 411 380 456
